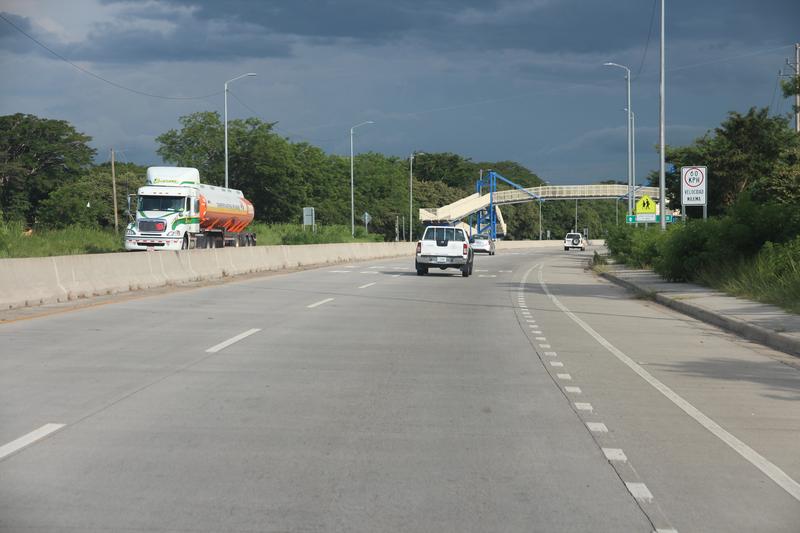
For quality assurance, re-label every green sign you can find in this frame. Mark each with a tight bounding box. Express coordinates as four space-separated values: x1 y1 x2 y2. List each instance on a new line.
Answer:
626 214 674 224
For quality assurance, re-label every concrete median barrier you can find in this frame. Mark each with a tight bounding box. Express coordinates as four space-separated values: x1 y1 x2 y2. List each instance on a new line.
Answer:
0 242 415 311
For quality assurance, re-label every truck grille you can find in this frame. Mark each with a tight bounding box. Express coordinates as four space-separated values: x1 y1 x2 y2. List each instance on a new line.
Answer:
139 220 166 232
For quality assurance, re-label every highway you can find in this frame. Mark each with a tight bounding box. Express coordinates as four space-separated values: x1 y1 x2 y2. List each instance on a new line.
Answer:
1 243 799 532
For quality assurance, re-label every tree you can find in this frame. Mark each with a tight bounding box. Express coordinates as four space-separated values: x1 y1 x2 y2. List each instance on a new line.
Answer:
649 107 799 214
37 162 146 229
0 114 95 224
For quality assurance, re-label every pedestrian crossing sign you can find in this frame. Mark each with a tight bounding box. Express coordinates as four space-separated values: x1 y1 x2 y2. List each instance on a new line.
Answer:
635 194 657 215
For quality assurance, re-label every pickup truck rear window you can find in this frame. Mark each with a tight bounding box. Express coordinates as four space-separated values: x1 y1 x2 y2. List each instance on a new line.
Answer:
423 227 456 241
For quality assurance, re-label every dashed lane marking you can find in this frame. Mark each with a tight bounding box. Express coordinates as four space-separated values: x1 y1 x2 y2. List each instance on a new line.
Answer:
537 267 800 503
565 386 582 394
535 336 547 341
602 448 628 462
358 282 376 289
557 373 572 380
360 271 380 274
575 402 593 412
478 275 497 278
544 351 557 357
0 423 65 461
587 422 608 433
307 298 335 309
625 482 654 503
206 328 261 353
549 361 564 367
539 344 551 348
328 270 351 273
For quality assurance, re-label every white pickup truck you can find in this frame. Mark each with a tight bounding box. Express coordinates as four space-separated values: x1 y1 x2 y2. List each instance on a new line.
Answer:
415 225 474 277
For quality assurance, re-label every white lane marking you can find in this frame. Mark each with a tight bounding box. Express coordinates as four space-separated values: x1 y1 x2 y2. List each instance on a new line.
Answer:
550 361 564 367
392 274 401 278
369 266 381 269
603 448 628 462
587 422 608 433
358 282 376 289
655 530 679 533
557 373 572 380
575 402 593 412
535 267 800 502
544 351 557 357
206 328 261 353
360 271 379 274
625 482 654 503
499 270 513 273
307 298 335 309
0 423 65 460
479 275 497 278
328 270 351 273
476 269 489 272
539 344 551 348
532 330 543 334
535 336 547 341
565 386 582 394
344 265 356 268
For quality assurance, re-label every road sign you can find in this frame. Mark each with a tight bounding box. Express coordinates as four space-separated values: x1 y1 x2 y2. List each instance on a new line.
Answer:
303 206 315 226
635 194 657 215
362 211 371 224
627 214 673 224
681 166 707 206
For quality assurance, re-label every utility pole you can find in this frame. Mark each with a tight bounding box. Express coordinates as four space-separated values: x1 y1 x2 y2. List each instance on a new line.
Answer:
574 199 578 231
658 0 667 230
789 43 800 132
110 148 119 233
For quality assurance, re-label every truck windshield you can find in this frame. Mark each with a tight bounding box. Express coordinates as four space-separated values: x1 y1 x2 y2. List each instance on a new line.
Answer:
139 196 184 212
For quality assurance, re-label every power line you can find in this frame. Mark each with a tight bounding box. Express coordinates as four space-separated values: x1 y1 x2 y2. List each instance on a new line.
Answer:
634 0 658 79
0 12 222 101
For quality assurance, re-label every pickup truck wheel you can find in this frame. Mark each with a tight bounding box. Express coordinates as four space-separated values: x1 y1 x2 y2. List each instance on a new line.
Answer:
461 264 470 277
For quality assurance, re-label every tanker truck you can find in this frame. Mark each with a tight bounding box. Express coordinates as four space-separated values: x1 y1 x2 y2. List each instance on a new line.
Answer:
124 167 256 251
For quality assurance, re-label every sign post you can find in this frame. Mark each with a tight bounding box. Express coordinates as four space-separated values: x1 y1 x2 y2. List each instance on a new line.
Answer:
680 166 708 220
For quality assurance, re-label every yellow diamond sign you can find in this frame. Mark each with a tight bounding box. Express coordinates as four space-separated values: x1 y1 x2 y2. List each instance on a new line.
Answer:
636 194 657 215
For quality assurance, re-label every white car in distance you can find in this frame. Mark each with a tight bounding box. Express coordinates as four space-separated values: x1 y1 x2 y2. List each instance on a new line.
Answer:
470 234 496 255
564 232 586 251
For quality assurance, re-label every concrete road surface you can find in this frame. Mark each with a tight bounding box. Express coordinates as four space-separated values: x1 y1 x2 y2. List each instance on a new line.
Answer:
1 243 798 532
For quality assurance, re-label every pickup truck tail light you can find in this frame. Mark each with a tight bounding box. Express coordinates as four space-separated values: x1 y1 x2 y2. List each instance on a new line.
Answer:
416 242 421 254
463 243 468 255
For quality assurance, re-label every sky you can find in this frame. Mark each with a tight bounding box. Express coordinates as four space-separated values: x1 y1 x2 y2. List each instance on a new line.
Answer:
1 0 798 185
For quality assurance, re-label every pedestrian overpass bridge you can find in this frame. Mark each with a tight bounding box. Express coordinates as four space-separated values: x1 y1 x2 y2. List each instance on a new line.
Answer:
420 183 660 236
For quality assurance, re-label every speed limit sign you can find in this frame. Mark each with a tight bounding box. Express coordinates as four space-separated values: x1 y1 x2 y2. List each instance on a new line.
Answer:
681 166 707 206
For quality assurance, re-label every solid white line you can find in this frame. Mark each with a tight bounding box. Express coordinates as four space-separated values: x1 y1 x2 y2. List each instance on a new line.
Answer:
0 423 65 460
565 386 582 394
603 448 628 462
358 282 376 289
307 298 334 309
206 328 261 353
557 373 572 380
625 482 654 503
535 267 800 502
587 422 608 433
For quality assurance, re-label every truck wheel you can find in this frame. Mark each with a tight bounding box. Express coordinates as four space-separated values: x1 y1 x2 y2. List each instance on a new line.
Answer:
461 264 470 277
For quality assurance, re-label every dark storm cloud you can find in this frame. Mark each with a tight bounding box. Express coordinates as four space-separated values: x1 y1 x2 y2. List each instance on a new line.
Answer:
0 12 41 54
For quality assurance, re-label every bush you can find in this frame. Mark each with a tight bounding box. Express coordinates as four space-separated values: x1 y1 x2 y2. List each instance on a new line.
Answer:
0 221 122 258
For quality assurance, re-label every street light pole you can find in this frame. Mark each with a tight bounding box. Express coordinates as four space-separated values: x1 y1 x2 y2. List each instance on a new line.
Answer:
604 62 632 216
350 121 374 237
659 0 666 230
224 72 257 189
